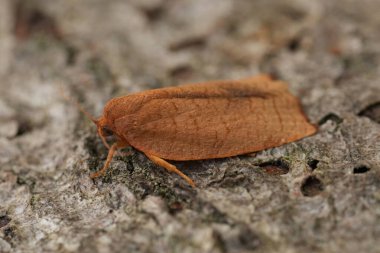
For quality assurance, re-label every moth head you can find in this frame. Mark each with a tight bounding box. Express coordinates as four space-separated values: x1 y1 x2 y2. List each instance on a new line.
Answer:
60 89 114 148
95 117 116 149
99 126 114 137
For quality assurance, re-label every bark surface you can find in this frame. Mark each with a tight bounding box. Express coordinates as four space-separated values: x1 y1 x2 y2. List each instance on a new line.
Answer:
0 0 379 253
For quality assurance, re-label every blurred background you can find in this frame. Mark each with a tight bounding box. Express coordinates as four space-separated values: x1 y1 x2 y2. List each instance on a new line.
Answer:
0 0 379 253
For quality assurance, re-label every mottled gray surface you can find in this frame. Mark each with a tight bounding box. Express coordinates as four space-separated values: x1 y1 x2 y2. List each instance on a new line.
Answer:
0 0 379 252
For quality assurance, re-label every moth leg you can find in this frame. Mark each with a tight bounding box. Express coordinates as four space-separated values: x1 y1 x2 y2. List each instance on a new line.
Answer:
98 128 111 149
145 153 196 188
90 141 128 178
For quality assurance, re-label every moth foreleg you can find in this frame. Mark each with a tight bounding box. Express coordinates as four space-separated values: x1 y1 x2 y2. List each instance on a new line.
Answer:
90 141 129 178
145 153 196 187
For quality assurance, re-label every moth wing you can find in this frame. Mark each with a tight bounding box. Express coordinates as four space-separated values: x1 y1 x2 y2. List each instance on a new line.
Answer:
115 76 316 160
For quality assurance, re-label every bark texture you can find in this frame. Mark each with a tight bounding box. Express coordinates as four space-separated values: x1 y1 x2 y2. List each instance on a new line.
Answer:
0 0 379 252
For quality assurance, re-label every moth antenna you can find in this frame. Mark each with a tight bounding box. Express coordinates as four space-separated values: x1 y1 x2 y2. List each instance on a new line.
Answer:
59 86 98 124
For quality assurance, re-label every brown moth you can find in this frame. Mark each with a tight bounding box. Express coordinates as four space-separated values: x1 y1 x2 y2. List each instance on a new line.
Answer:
78 75 317 187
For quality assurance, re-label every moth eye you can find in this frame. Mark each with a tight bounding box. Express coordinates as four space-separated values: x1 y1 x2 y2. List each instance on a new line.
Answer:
101 127 113 136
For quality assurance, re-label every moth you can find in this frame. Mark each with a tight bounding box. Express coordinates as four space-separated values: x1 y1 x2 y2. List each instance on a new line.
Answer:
76 75 317 187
